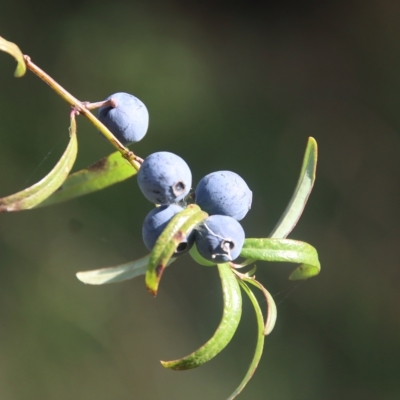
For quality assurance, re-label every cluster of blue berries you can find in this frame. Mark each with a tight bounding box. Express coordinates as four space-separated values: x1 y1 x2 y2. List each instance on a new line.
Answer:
139 153 252 264
97 92 252 264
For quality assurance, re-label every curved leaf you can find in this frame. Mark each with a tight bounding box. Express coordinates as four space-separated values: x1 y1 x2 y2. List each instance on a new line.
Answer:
161 263 242 370
37 151 136 207
76 255 176 285
146 204 208 296
240 238 320 280
227 280 264 400
0 36 26 77
0 115 78 212
242 278 277 335
269 137 317 239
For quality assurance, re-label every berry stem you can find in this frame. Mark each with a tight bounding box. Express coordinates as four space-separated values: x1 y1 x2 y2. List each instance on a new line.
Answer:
23 55 142 171
82 99 117 110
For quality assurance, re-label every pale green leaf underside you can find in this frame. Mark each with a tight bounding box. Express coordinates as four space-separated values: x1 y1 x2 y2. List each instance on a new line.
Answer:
269 137 317 239
37 151 136 207
0 117 78 212
240 238 320 280
0 36 26 77
161 263 242 370
76 255 176 285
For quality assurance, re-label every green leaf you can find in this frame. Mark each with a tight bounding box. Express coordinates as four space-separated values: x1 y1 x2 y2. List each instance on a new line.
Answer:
145 204 208 296
242 278 277 335
76 255 176 285
0 115 78 212
269 137 317 239
37 151 136 207
240 238 320 280
227 280 264 400
0 36 26 77
161 263 242 370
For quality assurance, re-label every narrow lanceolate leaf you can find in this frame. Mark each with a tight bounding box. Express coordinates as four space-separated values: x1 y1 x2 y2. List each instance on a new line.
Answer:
146 204 208 296
0 36 26 77
0 115 78 212
161 263 242 370
242 278 277 335
37 151 136 207
227 280 264 400
240 238 320 280
76 255 176 285
270 137 317 239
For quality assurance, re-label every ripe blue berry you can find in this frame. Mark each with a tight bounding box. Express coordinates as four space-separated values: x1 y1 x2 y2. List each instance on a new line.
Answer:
142 204 194 255
137 152 192 205
194 215 245 263
98 92 149 145
195 171 252 221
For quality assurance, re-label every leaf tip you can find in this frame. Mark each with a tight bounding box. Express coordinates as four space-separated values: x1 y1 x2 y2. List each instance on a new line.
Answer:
14 61 26 78
0 36 27 77
289 264 320 280
307 136 317 147
160 360 170 369
160 358 195 370
75 272 89 284
147 286 158 297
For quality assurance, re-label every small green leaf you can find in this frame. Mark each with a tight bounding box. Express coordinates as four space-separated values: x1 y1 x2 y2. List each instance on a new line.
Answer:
227 280 264 400
0 115 78 212
76 255 176 285
243 278 277 335
146 204 208 296
161 263 242 370
37 151 136 207
240 238 320 280
270 137 317 239
0 36 26 77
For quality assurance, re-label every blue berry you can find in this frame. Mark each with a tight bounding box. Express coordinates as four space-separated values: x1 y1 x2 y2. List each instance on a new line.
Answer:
142 204 194 255
98 92 149 145
138 152 192 205
194 215 245 263
195 171 252 221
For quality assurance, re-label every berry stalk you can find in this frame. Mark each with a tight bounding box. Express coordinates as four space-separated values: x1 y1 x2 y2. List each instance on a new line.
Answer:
23 55 141 171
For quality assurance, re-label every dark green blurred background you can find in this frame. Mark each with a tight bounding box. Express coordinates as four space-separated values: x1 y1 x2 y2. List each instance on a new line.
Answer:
1 1 400 399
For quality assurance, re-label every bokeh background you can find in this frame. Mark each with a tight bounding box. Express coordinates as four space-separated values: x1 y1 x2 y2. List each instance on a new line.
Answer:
1 1 400 399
